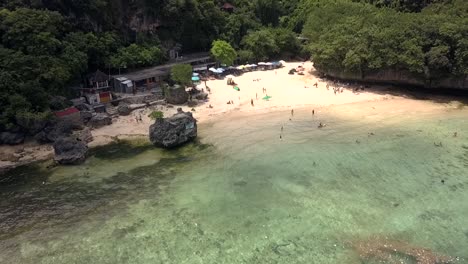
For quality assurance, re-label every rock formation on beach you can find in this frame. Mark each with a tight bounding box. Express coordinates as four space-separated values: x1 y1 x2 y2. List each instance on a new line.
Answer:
0 131 25 145
165 85 189 105
53 137 88 165
88 113 112 128
149 108 197 148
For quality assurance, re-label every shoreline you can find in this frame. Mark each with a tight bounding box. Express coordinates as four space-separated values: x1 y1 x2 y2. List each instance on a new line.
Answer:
1 61 467 174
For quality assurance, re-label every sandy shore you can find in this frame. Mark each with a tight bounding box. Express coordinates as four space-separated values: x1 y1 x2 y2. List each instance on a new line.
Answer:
0 61 464 172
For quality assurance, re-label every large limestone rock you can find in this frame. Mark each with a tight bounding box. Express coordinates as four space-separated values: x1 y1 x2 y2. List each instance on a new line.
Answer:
0 131 25 145
88 113 112 128
53 137 88 165
72 127 93 143
165 85 189 105
149 108 197 148
117 104 132 116
34 120 74 144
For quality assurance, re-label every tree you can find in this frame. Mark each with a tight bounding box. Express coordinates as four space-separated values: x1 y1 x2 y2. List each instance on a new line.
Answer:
171 64 192 86
110 44 163 69
210 40 237 66
241 29 278 61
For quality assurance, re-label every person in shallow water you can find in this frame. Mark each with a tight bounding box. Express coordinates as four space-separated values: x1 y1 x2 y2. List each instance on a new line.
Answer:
291 109 294 116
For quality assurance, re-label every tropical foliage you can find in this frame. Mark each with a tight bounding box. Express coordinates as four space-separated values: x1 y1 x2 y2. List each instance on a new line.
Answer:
171 64 193 86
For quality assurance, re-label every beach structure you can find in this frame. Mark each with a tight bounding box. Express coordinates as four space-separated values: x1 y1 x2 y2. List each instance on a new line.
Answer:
80 70 112 105
112 52 214 95
54 107 81 123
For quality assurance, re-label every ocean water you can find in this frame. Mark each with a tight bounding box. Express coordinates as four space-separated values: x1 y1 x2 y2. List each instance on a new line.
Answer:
1 102 468 264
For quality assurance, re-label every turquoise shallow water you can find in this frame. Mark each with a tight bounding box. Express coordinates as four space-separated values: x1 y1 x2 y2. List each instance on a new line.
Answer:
1 102 468 263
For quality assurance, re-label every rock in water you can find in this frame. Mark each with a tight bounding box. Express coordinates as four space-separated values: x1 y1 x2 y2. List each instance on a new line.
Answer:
53 137 88 165
149 108 197 148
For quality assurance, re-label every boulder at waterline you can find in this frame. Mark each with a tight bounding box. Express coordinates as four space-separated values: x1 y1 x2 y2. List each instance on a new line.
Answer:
53 137 88 165
149 108 197 148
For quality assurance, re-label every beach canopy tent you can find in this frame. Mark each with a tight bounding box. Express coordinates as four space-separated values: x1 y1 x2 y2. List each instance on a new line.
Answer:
237 65 246 70
279 60 286 64
258 62 266 65
192 76 200 81
192 72 199 76
262 95 272 100
209 67 225 74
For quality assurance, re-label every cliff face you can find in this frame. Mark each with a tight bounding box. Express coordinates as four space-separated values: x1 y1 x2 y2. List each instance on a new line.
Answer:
317 67 468 90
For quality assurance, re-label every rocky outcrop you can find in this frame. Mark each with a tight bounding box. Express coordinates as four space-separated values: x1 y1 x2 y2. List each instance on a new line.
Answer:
34 120 74 143
194 92 209 100
0 132 25 145
317 67 468 90
80 110 93 124
117 104 132 116
73 127 93 143
149 108 197 148
88 113 112 128
53 137 88 165
120 94 159 104
165 85 189 105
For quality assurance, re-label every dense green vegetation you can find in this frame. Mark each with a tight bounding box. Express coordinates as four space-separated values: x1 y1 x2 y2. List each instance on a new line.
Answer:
0 0 302 133
171 64 193 86
297 0 467 84
211 40 237 66
0 0 467 136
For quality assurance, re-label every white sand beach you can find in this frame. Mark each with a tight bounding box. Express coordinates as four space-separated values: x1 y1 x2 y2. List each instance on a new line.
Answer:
0 61 464 170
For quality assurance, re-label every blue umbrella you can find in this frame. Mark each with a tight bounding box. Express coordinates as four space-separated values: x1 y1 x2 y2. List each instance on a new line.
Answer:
192 76 200 81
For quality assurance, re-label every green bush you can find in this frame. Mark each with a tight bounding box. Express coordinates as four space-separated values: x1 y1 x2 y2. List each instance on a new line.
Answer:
148 111 164 120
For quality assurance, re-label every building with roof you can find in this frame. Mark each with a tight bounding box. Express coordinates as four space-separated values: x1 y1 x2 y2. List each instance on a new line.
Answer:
112 52 214 94
80 70 113 105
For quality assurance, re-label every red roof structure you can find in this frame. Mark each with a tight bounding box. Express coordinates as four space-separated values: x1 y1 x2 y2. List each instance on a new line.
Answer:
55 107 79 118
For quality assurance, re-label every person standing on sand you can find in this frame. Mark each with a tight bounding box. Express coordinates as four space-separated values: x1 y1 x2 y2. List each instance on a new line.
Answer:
291 109 294 116
312 109 315 116
281 125 283 132
256 93 258 99
251 99 254 106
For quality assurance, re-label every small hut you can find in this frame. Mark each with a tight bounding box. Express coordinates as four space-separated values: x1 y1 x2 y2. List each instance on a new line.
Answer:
80 70 112 105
